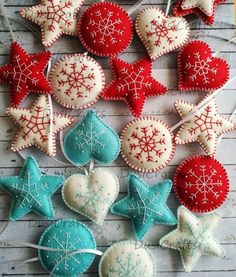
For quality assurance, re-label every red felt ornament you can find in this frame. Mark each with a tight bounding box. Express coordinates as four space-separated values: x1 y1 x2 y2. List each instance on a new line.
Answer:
178 40 229 92
174 155 229 213
78 2 133 57
0 42 52 107
102 57 167 117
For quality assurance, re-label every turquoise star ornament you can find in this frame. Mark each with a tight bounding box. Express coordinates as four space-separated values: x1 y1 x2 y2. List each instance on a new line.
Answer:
110 173 177 240
159 206 225 272
0 156 64 221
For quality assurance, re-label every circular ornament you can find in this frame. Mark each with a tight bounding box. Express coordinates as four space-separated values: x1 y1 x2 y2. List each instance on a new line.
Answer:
121 117 175 172
38 220 96 276
99 240 156 277
78 2 133 57
174 155 229 213
49 54 105 109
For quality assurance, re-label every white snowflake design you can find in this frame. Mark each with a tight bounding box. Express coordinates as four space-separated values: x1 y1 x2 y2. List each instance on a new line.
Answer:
186 52 217 84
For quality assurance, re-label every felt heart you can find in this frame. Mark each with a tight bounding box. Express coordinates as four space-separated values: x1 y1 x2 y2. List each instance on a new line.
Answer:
62 168 119 225
135 7 190 60
178 40 229 91
63 110 120 165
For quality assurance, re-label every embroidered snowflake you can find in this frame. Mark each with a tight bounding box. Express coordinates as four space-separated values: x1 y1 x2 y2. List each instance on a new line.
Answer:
117 67 152 100
89 10 123 45
146 19 177 46
189 106 223 141
186 52 217 84
129 127 166 162
185 165 223 205
58 63 95 97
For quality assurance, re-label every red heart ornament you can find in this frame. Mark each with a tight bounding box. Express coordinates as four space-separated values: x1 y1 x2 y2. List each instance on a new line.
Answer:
178 40 229 92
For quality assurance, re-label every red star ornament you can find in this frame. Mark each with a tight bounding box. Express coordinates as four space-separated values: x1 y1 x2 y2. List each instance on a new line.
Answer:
174 155 229 213
102 58 167 117
0 42 52 108
173 0 226 25
78 2 133 57
6 95 74 157
178 40 229 92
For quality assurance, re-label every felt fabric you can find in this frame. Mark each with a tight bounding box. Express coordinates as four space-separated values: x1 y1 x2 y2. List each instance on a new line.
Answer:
63 110 120 166
0 156 64 221
6 95 74 157
78 2 133 57
102 57 167 117
135 7 190 60
20 0 85 47
174 99 236 156
174 155 229 213
38 219 96 276
120 117 175 172
62 168 119 225
49 54 105 109
0 42 52 107
99 240 156 276
110 173 176 240
178 40 229 92
160 206 225 272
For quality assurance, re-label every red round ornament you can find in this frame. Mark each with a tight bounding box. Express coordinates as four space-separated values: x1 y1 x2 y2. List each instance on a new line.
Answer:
174 155 229 213
78 2 133 57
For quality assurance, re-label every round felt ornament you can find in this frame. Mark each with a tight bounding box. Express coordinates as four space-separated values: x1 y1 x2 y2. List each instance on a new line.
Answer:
99 240 156 277
49 54 105 109
38 220 96 276
120 117 175 172
174 155 229 213
78 2 133 57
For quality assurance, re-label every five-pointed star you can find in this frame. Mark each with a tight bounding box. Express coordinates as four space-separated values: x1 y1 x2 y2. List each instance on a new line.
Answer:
174 99 236 155
20 0 85 47
0 42 52 107
0 156 64 221
110 173 176 240
102 57 167 117
182 0 215 16
160 206 224 272
6 95 74 157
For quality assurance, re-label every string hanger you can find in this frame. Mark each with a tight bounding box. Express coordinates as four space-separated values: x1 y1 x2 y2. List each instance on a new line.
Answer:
128 0 172 15
0 1 15 41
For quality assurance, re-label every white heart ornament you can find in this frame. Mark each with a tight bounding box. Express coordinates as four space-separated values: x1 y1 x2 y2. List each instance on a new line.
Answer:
135 7 190 60
62 168 119 225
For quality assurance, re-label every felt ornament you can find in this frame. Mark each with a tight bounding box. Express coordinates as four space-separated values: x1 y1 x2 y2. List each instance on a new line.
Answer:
49 54 105 109
99 240 156 276
102 57 167 117
38 219 96 276
178 40 229 92
110 173 176 240
135 7 190 60
173 155 229 213
174 99 236 155
173 0 226 26
62 168 119 225
78 2 133 57
0 42 52 108
20 0 85 47
0 156 64 221
63 110 120 166
6 95 74 157
120 117 175 172
160 206 225 272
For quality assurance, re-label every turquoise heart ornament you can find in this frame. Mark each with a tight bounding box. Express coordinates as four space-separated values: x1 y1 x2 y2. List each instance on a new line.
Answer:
63 110 120 165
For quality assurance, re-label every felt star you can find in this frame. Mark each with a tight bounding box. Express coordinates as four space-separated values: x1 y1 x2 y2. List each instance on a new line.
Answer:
102 57 167 117
160 206 224 272
6 95 74 157
0 42 52 108
110 173 176 240
20 0 85 47
0 156 64 221
174 99 236 155
173 0 225 25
